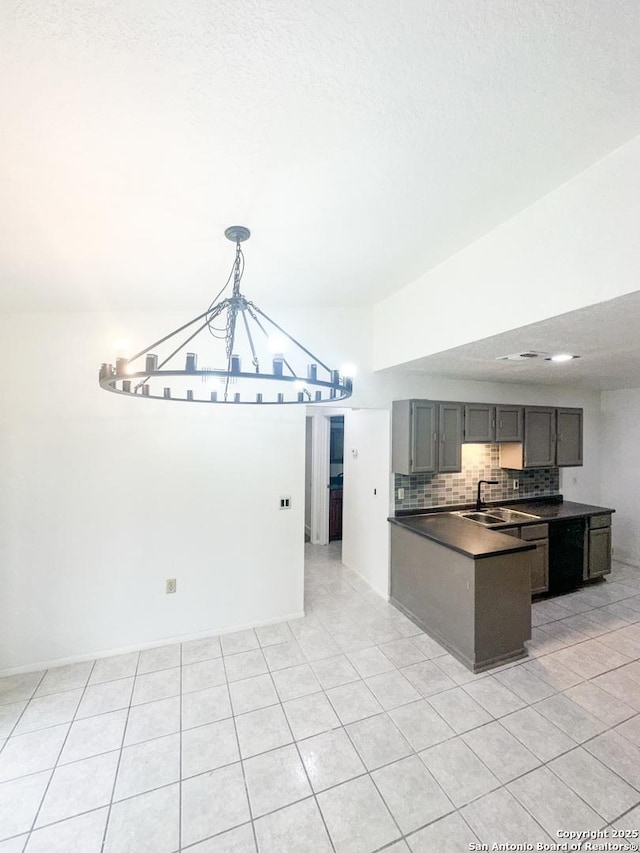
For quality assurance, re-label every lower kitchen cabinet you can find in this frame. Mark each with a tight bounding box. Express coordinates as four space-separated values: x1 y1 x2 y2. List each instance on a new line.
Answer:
586 515 612 579
502 515 612 594
521 526 550 595
529 540 549 595
502 523 549 595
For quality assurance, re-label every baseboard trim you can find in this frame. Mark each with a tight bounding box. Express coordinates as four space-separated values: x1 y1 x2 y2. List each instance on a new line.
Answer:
0 610 306 677
341 556 389 601
613 551 640 570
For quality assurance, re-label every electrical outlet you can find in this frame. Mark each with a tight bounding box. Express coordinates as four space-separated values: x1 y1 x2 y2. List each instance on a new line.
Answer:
397 488 405 499
512 479 519 491
279 496 291 509
166 579 176 594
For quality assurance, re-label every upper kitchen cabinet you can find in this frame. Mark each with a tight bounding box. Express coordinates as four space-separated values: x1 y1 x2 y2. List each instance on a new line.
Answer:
463 403 524 443
499 407 583 469
524 407 557 467
495 405 524 442
463 403 495 443
392 400 436 474
438 402 463 472
556 408 583 467
392 400 462 475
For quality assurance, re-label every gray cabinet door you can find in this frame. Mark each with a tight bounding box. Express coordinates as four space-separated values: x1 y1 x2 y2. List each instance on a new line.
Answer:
495 406 523 442
588 527 611 578
464 404 495 443
411 401 437 473
556 408 583 467
524 407 556 467
438 402 463 473
531 540 549 594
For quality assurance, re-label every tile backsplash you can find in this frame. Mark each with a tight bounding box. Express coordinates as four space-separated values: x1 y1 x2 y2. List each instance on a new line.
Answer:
394 443 559 513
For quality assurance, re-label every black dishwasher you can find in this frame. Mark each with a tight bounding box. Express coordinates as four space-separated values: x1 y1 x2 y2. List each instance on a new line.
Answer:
548 519 585 594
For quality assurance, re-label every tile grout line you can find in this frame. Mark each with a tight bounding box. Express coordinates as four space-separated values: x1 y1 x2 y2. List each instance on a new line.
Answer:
0 668 48 753
99 650 141 853
266 670 339 853
221 640 261 853
27 658 99 840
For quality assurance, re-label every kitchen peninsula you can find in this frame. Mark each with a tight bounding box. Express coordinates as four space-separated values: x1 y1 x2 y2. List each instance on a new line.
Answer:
389 496 615 672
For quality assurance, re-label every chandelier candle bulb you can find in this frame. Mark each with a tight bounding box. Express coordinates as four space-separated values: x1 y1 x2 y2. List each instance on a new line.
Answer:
234 393 241 403
277 393 284 403
315 391 322 402
307 364 318 381
122 380 131 393
186 390 194 401
231 355 241 374
115 357 128 376
145 354 158 373
163 387 171 399
273 356 284 377
141 384 150 396
210 391 218 402
256 393 263 403
185 353 197 372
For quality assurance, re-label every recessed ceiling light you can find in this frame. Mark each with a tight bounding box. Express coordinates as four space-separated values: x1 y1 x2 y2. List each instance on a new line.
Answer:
496 351 549 362
547 353 579 362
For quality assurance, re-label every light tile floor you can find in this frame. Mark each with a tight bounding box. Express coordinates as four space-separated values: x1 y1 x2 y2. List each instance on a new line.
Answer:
2 544 640 852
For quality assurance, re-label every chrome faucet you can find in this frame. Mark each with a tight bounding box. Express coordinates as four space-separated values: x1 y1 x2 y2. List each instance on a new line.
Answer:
476 479 499 511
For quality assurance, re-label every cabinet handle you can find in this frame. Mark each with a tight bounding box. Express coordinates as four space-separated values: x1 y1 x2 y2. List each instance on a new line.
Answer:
433 432 437 442
491 420 496 428
499 420 503 428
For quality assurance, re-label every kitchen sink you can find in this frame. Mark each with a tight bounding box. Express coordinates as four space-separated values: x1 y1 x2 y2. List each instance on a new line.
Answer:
490 507 541 521
457 512 505 524
454 507 541 526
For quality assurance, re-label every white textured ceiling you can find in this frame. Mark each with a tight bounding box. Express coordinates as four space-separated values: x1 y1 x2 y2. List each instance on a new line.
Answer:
1 0 640 312
399 292 640 392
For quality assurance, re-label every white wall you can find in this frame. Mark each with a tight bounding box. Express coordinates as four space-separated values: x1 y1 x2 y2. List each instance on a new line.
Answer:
342 410 391 598
374 134 640 369
600 389 640 567
0 313 305 673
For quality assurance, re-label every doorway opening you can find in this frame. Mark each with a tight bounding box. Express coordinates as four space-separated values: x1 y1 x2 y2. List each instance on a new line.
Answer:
329 416 344 541
304 410 347 546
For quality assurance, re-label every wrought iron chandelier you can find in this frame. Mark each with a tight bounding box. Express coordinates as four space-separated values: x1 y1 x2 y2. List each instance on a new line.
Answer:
99 227 353 405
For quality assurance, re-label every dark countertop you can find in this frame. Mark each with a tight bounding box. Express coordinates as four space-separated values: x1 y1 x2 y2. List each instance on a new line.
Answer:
389 497 614 560
500 499 615 521
389 514 536 559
